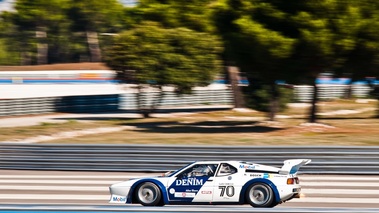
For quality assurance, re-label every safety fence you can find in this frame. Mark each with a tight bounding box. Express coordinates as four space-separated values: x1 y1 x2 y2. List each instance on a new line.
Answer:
293 84 372 102
0 95 119 116
0 84 373 116
0 89 234 117
0 144 378 175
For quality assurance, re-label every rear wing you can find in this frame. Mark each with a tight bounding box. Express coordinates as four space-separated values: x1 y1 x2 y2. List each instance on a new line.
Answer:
279 159 311 175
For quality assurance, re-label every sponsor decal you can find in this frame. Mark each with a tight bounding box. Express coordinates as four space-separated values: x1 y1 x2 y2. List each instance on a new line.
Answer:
250 174 262 177
168 176 208 200
263 173 273 179
239 164 255 169
201 190 212 194
174 192 196 198
219 183 233 186
169 188 175 194
273 175 287 178
111 195 126 202
175 178 203 186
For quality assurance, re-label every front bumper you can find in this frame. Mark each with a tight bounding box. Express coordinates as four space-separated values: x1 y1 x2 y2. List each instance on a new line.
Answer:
109 194 127 204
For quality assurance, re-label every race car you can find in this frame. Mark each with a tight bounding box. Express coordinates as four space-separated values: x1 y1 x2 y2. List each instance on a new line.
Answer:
109 159 311 208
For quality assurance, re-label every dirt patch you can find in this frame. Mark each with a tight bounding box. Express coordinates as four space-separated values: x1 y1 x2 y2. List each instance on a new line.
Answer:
4 126 135 143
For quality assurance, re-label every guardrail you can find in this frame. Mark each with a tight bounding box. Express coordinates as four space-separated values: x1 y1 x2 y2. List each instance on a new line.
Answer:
293 84 371 102
0 84 372 116
1 144 378 174
0 89 233 117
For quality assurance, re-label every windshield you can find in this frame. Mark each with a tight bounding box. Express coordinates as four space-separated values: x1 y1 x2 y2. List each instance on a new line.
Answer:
168 162 195 177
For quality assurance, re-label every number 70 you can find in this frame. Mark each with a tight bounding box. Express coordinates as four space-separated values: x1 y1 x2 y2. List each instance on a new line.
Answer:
219 186 235 197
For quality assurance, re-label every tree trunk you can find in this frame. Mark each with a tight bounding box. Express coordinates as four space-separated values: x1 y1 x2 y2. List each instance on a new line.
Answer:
369 83 379 118
227 66 245 108
309 81 318 123
343 83 353 99
136 85 149 118
136 85 164 118
20 51 32 65
36 30 48 64
148 87 164 114
86 31 102 62
268 83 279 121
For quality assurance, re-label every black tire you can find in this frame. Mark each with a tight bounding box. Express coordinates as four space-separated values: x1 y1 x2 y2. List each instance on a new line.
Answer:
245 183 274 208
135 182 162 206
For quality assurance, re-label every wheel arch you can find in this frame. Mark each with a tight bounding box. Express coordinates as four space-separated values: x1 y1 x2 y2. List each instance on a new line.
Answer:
239 178 280 204
128 179 169 204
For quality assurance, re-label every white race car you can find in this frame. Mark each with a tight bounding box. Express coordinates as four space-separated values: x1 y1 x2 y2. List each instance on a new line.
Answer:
109 159 311 208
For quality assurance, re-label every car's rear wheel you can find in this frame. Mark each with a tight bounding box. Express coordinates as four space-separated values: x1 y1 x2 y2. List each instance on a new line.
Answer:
136 182 162 206
246 183 274 207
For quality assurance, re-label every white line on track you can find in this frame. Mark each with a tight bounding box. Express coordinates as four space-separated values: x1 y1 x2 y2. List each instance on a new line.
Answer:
0 175 148 179
302 188 379 195
0 180 117 184
290 197 379 204
0 185 106 191
302 182 379 187
0 194 107 200
299 176 379 181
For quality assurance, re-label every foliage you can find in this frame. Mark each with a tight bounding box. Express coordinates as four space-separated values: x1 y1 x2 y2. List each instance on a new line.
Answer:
0 12 21 65
244 84 293 113
212 0 379 121
68 0 124 32
136 0 216 32
104 22 223 116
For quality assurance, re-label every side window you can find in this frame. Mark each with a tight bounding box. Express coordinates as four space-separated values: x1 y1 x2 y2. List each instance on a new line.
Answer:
178 164 218 178
217 163 237 176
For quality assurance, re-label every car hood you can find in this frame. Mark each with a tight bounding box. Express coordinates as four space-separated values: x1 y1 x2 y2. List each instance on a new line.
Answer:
111 176 171 188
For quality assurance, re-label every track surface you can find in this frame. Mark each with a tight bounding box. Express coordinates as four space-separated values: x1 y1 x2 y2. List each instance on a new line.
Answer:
0 170 378 208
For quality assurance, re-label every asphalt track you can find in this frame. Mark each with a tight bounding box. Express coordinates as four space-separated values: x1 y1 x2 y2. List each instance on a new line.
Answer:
0 170 378 211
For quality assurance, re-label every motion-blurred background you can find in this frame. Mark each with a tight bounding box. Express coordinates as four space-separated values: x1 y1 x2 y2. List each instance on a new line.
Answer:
0 0 378 139
1 2 379 210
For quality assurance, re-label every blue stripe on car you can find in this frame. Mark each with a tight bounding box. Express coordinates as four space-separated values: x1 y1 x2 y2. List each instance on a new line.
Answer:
167 176 210 202
128 179 169 204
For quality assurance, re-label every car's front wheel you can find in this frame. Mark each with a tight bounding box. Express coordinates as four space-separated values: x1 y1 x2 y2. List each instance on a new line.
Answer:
246 183 274 207
136 182 162 206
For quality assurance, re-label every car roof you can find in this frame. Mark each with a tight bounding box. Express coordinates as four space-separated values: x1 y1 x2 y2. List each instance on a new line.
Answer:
193 160 254 165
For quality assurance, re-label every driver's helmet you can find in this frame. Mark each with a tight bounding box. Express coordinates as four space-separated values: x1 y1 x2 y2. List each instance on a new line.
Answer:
220 164 232 174
191 165 209 176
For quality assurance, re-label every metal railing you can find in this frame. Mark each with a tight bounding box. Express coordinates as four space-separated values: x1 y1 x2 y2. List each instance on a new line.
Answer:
0 84 373 116
293 84 372 102
0 144 378 174
0 89 234 117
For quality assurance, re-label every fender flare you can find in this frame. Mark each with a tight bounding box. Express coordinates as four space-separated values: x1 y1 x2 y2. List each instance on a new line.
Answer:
128 178 169 204
239 178 280 204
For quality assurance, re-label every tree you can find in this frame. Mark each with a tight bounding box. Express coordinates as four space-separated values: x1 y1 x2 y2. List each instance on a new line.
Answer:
68 0 124 62
212 0 296 121
104 22 223 117
333 1 379 114
213 0 379 122
0 11 22 65
292 0 379 122
136 0 216 32
13 0 70 64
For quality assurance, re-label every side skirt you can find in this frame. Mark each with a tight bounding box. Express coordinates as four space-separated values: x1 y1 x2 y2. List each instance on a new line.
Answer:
168 201 241 205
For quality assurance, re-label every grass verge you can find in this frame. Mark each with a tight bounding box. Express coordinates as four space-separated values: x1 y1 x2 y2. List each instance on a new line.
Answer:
0 99 378 146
